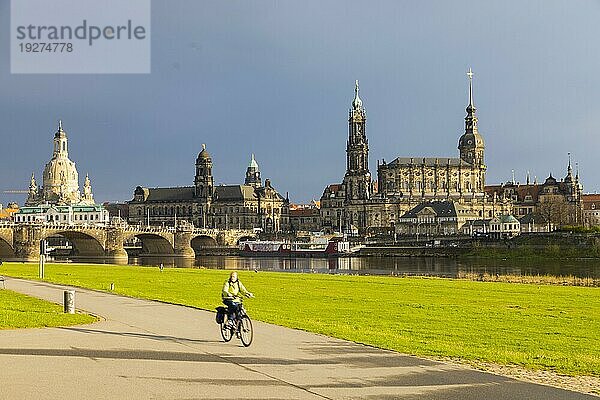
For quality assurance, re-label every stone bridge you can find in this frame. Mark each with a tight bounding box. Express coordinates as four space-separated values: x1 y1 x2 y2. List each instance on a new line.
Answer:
0 223 256 262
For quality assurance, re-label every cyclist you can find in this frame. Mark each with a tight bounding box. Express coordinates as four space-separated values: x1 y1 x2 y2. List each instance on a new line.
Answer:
222 271 253 328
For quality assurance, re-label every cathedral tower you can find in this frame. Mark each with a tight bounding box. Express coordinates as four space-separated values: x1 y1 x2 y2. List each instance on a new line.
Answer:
458 69 485 166
195 144 214 200
343 80 371 200
245 154 261 187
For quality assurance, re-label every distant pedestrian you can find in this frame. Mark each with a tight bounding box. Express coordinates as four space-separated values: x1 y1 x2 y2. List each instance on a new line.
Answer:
159 263 164 272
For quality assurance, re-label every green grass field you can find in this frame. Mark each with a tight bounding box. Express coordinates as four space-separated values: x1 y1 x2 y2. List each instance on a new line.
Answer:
2 262 599 377
0 289 96 329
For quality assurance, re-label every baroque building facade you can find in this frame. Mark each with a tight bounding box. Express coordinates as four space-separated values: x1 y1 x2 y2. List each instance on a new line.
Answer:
16 121 106 225
128 146 290 232
25 121 96 207
321 72 510 235
485 160 583 228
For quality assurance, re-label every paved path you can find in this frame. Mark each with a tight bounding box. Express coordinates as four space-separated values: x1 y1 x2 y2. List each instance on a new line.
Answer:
0 277 594 400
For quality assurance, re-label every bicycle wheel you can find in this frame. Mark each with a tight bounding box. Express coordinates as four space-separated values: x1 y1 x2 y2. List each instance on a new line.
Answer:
220 316 233 342
239 315 253 347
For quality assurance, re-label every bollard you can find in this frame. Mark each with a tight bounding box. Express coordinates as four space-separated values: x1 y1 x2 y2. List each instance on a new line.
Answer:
63 290 75 314
110 282 114 291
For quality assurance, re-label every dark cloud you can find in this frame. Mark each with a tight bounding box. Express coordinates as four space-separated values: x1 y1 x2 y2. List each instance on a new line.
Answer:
1 0 599 206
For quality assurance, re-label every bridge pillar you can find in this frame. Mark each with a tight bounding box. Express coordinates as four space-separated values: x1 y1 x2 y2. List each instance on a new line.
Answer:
174 227 195 258
105 226 129 263
13 225 44 261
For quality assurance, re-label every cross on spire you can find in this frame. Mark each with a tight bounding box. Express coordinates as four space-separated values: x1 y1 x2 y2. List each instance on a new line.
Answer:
467 68 474 108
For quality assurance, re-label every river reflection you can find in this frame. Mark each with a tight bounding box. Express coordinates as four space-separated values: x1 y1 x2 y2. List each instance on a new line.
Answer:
95 255 600 278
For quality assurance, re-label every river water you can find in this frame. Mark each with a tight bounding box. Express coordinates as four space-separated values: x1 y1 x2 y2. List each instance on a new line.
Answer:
83 255 600 278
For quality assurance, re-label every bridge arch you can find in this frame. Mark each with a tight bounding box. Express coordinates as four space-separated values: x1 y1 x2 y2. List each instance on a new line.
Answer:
191 235 218 255
125 233 174 256
45 231 106 258
0 237 14 258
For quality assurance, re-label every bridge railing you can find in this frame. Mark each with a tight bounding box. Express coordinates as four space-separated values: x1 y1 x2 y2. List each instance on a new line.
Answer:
7 223 107 231
3 221 258 236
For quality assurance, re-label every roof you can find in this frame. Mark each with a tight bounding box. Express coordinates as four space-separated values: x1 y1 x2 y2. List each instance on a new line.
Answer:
383 157 470 168
582 194 600 210
214 185 257 201
582 194 600 202
400 201 458 219
0 207 18 219
484 184 540 203
141 187 196 202
518 213 548 224
493 215 519 224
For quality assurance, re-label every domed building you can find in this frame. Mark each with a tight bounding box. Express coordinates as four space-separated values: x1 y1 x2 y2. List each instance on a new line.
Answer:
15 121 108 225
25 121 95 206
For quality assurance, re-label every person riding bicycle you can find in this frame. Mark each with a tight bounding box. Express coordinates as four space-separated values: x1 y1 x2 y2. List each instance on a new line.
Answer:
222 271 253 327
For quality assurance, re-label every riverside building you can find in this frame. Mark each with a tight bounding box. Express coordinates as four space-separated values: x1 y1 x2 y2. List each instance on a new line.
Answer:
320 72 510 235
128 148 290 232
15 121 108 225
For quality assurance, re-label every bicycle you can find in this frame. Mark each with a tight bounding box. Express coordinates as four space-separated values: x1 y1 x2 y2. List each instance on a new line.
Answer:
215 301 253 347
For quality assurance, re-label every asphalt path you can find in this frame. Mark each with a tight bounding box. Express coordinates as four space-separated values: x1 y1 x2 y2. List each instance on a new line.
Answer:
0 277 595 399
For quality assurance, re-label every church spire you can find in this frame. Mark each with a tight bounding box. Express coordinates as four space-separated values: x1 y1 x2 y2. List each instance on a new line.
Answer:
458 68 485 166
352 80 363 111
465 68 477 129
467 68 475 111
565 152 574 183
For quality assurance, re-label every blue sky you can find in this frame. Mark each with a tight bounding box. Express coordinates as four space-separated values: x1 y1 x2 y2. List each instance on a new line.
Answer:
1 0 599 205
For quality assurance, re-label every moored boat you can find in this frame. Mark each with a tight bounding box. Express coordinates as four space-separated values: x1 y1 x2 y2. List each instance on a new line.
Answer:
239 239 353 257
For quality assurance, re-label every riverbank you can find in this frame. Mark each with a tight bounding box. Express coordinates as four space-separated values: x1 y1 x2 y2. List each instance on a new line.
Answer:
1 261 598 380
0 289 96 329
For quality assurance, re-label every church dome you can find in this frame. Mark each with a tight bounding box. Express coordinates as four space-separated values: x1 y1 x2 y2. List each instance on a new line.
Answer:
42 154 80 203
196 144 211 162
40 121 82 205
458 132 484 148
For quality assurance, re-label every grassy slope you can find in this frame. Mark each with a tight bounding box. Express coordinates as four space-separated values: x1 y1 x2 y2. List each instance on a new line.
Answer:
0 289 96 329
2 262 598 376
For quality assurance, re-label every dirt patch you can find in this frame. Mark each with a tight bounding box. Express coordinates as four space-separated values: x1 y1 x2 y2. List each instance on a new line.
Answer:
432 357 600 397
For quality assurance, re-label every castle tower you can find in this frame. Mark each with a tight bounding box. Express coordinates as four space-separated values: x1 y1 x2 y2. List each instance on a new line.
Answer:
245 153 261 187
458 69 485 166
343 80 371 200
194 144 214 200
